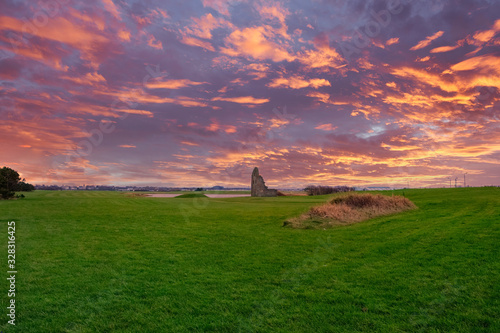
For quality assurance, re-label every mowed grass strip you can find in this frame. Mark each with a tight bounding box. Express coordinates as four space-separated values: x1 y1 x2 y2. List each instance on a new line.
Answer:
0 188 498 332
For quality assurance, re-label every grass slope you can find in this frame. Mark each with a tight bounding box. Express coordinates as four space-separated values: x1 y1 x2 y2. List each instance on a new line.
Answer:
0 188 498 332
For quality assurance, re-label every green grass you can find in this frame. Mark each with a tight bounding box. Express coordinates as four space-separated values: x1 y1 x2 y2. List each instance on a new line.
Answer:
147 190 251 195
0 188 498 332
174 193 208 198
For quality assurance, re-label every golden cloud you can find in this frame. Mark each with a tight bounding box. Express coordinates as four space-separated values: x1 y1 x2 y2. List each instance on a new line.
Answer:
180 36 215 51
410 31 444 50
145 79 208 89
386 37 399 46
102 0 122 20
315 123 337 131
211 96 270 104
185 13 232 39
220 26 295 62
430 45 460 53
268 76 331 89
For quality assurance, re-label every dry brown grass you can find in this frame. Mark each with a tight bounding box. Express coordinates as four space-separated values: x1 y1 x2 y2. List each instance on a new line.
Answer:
284 193 417 229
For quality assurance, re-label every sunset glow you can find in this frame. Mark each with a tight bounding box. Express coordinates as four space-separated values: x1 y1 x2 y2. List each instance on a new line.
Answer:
1 0 499 188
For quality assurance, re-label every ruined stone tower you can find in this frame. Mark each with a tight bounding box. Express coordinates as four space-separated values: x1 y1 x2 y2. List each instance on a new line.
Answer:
251 167 278 197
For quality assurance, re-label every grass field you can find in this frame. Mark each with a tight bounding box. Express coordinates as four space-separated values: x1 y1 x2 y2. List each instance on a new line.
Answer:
1 188 499 332
144 190 252 195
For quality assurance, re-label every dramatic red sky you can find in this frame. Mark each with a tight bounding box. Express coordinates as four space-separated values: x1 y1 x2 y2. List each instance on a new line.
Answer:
1 0 499 188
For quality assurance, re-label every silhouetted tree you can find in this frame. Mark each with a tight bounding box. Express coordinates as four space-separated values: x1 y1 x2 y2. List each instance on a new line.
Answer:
0 167 21 199
0 167 34 199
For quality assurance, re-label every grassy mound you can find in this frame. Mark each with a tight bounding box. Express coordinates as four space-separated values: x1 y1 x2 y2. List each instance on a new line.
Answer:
175 192 208 198
284 193 417 229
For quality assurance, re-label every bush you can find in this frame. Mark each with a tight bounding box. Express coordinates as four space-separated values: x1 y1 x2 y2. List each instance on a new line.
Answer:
304 185 355 196
18 181 35 192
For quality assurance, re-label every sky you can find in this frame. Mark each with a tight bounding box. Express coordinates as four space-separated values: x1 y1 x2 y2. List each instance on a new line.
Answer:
1 0 499 188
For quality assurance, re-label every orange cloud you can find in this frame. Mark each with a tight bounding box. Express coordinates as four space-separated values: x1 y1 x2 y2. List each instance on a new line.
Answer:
410 31 444 50
69 102 154 118
386 37 399 46
201 0 234 16
221 26 294 62
69 9 105 31
211 96 270 104
119 145 136 148
381 143 420 151
180 36 215 51
145 79 208 89
244 63 270 80
102 0 121 20
180 141 200 146
147 35 163 50
451 54 500 74
0 16 106 46
315 123 337 131
463 20 500 57
307 92 331 104
269 118 290 128
185 13 231 39
0 44 67 70
473 19 500 43
384 93 452 108
118 30 131 41
390 66 459 92
0 15 108 67
62 72 106 85
204 119 237 133
0 117 88 158
416 56 430 62
268 76 331 89
358 58 374 70
96 88 209 108
473 30 495 43
430 45 460 53
258 4 290 39
297 43 344 70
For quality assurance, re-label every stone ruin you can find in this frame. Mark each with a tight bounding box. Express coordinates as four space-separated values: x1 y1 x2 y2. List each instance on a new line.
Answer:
251 167 278 197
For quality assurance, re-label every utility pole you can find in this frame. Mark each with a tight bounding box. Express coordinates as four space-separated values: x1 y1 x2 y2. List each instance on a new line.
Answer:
464 172 468 187
455 177 458 188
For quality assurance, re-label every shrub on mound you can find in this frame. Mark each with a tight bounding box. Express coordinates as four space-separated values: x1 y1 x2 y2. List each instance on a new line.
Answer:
284 193 417 229
175 193 208 198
